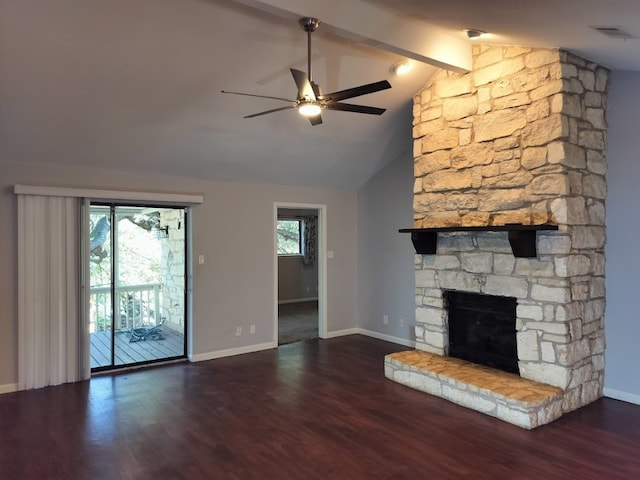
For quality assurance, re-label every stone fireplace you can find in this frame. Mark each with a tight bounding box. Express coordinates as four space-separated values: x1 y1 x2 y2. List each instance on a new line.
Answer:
385 45 608 429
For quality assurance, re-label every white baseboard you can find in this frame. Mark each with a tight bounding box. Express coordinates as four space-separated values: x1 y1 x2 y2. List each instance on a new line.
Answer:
278 297 318 305
355 328 416 348
323 327 415 348
324 328 359 338
190 341 276 363
189 330 414 363
0 383 18 395
604 387 640 405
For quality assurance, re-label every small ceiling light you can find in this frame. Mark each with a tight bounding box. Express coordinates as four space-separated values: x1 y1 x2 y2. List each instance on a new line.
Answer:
298 101 322 117
464 29 486 40
390 60 411 75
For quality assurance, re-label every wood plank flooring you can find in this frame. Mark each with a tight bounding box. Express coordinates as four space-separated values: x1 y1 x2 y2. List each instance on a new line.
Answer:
1 335 639 479
90 327 185 369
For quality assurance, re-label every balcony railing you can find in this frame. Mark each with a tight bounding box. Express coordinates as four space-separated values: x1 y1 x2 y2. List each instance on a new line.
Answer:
90 283 162 333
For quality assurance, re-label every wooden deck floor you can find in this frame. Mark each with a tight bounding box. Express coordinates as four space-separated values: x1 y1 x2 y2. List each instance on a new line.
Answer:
90 326 185 369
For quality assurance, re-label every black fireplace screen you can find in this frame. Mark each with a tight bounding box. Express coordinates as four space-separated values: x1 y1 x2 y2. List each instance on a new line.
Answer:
444 290 519 374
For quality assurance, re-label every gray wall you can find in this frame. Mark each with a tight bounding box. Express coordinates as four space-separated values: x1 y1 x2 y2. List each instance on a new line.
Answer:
277 256 318 302
604 70 640 400
0 161 357 387
3 73 638 402
357 148 415 340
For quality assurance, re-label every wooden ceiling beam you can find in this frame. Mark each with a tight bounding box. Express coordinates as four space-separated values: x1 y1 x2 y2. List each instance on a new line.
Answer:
232 0 472 73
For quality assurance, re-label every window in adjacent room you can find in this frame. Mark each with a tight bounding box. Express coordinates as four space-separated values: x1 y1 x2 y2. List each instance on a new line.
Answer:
277 219 302 255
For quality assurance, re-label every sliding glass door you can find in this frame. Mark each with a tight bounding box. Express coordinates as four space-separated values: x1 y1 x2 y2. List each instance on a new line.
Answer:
89 204 187 371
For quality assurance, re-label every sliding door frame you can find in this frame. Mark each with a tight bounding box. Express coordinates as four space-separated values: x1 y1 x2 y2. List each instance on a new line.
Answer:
90 202 189 372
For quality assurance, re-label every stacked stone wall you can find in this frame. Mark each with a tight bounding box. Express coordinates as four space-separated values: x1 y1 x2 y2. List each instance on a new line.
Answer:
408 45 608 418
160 209 185 332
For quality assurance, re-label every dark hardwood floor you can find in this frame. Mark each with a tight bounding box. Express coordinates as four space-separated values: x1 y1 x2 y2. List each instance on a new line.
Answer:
0 335 639 479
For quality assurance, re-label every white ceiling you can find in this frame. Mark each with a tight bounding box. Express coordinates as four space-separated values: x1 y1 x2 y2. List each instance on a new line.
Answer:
1 0 639 189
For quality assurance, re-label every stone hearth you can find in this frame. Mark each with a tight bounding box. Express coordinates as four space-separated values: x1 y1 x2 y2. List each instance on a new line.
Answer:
386 351 562 429
385 45 608 428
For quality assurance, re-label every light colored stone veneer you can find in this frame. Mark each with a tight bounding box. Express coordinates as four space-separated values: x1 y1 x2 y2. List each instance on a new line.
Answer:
385 351 564 429
392 45 609 427
160 209 186 333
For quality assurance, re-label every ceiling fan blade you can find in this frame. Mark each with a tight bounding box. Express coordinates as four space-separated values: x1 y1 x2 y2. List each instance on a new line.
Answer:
309 113 323 126
290 68 316 100
244 105 296 118
322 80 391 102
311 81 322 98
221 90 295 103
326 102 386 115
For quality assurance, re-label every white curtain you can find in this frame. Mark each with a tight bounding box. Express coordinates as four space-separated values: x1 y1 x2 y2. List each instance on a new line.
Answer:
17 194 90 390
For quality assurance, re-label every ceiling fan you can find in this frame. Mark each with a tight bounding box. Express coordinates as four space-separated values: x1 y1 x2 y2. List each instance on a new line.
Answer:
221 17 392 126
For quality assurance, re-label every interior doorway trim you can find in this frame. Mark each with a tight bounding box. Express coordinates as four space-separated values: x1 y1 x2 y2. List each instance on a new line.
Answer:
273 202 327 345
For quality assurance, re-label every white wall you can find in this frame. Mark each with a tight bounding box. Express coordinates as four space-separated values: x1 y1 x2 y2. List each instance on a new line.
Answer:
357 146 415 343
0 161 357 387
604 70 640 402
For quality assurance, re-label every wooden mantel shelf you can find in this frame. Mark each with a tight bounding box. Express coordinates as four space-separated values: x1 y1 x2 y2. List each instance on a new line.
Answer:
399 224 559 258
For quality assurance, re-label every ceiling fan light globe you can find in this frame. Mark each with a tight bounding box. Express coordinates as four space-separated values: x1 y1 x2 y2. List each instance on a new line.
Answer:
298 102 322 117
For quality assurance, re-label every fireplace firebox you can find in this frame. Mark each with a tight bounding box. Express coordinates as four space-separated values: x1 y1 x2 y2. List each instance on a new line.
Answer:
444 290 519 374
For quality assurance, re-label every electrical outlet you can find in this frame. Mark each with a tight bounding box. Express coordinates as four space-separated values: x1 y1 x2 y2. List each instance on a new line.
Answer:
306 286 310 293
198 254 205 264
249 324 255 334
399 318 404 327
235 326 242 336
383 315 389 325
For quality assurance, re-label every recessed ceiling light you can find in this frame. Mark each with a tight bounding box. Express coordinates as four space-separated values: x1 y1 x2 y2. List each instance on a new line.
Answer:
464 29 487 40
390 60 411 75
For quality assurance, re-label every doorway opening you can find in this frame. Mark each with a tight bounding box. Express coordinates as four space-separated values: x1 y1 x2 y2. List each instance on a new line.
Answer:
275 204 326 346
89 204 187 371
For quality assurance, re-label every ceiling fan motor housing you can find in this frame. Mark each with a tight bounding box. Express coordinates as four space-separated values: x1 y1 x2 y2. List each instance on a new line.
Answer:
299 17 320 33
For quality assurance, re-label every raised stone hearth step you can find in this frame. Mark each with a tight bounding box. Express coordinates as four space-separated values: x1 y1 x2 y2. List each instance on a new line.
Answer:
385 350 564 429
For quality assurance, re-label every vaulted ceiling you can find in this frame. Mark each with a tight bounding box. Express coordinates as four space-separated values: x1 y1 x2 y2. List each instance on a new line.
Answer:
1 0 639 188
